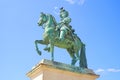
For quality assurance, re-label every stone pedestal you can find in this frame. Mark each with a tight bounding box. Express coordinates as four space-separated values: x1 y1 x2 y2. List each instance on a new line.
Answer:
27 59 99 80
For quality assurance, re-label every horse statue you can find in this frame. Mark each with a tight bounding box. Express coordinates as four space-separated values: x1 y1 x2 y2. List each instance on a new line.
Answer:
35 12 88 68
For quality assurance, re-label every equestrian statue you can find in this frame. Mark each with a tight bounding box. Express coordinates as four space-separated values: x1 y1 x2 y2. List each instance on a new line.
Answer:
35 7 88 68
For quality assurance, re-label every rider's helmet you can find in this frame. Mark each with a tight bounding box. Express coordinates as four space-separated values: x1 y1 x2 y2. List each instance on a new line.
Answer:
60 7 69 18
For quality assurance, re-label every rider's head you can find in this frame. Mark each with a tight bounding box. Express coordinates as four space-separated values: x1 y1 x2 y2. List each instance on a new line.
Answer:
60 7 69 18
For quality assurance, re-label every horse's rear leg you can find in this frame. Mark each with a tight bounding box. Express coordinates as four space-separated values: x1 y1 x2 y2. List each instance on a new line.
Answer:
75 49 80 60
67 48 77 66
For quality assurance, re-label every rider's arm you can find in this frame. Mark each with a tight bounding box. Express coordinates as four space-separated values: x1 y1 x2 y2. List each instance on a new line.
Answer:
62 17 71 24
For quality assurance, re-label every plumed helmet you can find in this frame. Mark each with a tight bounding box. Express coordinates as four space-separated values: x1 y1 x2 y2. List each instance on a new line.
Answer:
60 7 69 18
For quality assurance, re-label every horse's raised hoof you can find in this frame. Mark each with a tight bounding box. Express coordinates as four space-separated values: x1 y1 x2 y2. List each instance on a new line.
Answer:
37 51 42 55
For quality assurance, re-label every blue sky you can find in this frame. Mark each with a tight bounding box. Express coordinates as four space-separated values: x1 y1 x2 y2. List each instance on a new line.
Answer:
0 0 120 80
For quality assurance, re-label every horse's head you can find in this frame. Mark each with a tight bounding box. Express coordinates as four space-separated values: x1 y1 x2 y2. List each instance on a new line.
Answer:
38 12 47 26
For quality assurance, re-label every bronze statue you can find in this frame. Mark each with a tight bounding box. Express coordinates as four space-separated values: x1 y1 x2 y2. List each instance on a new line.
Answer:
35 8 88 68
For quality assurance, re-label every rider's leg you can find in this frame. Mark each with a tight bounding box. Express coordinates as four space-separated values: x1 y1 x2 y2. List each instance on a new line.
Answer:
60 30 65 40
59 26 68 41
59 30 66 41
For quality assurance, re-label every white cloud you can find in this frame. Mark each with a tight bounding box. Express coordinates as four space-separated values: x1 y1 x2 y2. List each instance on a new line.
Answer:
107 68 120 72
65 0 85 5
65 0 75 4
95 68 120 73
95 69 105 73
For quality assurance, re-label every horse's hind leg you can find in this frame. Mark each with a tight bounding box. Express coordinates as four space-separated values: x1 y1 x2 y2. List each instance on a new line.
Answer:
75 48 80 60
67 48 77 66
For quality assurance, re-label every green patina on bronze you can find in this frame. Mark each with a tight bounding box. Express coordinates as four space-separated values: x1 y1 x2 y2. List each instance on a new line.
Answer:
35 7 88 68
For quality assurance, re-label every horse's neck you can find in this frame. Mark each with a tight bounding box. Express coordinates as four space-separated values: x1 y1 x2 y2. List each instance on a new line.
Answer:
45 14 56 28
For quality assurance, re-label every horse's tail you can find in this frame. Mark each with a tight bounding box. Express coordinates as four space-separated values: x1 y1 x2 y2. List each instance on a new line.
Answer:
80 43 88 68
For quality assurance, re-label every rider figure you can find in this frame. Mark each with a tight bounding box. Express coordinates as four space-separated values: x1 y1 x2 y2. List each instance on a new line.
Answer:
44 7 75 51
56 7 73 41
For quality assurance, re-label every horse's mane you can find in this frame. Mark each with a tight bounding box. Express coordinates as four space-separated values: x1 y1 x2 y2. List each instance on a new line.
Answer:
51 15 57 26
47 14 57 27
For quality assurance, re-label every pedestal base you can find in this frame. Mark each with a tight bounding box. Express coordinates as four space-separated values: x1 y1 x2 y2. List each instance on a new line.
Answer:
27 59 99 80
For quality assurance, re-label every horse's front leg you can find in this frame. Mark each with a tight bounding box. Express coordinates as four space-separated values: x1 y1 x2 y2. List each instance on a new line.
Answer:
35 40 48 55
49 40 54 61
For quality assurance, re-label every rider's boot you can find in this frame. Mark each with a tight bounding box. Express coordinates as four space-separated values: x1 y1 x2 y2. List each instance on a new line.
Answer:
59 30 65 41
